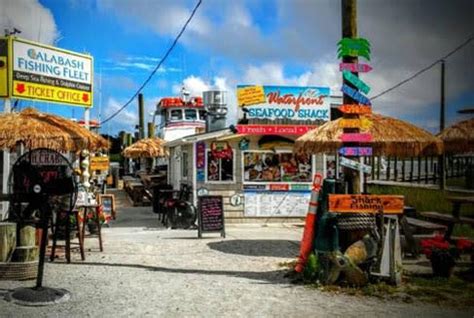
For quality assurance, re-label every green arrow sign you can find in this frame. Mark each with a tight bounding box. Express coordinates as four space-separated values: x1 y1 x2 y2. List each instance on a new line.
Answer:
342 70 371 94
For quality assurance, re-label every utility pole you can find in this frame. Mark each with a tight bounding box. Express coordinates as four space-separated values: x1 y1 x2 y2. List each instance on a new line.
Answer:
147 122 155 138
341 0 361 194
138 93 145 140
439 60 446 189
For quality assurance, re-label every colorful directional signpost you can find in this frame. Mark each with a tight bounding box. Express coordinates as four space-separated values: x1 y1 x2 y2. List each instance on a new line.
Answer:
338 118 372 129
340 133 372 142
338 104 372 114
339 63 372 73
337 38 371 61
342 70 371 94
339 147 373 156
341 84 371 105
340 157 372 174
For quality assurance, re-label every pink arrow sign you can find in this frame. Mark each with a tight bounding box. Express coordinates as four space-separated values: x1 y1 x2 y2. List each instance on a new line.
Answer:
339 63 373 73
340 133 373 142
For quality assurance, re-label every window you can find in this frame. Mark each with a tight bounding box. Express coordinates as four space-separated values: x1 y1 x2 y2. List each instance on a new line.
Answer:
169 109 182 121
206 151 234 182
243 151 312 183
181 152 188 178
198 110 207 121
184 109 197 120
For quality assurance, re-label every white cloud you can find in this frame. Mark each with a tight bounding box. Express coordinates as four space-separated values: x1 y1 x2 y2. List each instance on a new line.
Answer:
0 0 59 45
102 97 138 131
242 59 340 93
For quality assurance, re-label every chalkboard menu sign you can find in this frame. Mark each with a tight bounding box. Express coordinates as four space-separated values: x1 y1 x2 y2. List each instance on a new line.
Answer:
198 195 225 238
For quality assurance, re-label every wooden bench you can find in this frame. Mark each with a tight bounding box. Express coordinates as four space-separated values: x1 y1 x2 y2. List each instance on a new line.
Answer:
405 216 447 234
420 211 474 226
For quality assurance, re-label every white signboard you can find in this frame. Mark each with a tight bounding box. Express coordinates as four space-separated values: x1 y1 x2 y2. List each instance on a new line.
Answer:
244 192 309 217
10 38 93 107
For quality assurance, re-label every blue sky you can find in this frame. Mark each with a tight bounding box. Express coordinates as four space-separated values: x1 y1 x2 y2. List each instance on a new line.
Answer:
1 0 473 135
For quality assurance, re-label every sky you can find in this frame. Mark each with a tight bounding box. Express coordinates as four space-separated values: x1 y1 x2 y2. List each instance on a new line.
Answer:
0 0 473 136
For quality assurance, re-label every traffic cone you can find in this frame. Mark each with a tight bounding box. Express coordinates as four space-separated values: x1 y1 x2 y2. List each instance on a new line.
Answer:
295 173 323 273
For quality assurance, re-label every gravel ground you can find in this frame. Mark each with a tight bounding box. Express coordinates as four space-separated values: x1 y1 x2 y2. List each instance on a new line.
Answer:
0 206 473 318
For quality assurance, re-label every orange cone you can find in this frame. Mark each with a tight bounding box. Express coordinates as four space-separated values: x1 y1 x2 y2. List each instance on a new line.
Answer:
295 173 323 273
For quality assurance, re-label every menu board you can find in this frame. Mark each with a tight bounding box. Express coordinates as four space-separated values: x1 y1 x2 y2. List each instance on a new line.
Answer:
198 196 225 238
244 192 309 217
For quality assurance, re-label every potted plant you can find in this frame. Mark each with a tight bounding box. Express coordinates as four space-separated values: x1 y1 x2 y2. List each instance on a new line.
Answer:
420 235 473 278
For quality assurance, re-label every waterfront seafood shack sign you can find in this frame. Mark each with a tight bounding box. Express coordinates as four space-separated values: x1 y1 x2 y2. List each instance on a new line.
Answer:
9 37 93 107
237 85 330 122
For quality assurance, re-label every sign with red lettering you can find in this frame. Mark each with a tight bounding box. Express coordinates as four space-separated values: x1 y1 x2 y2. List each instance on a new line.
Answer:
236 125 316 135
340 133 373 142
339 147 373 156
10 37 93 107
236 85 330 122
339 63 372 73
328 194 404 214
338 104 372 114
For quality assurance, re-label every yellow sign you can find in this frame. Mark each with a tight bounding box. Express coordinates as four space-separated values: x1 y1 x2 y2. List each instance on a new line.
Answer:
90 156 109 171
9 37 93 107
12 81 91 106
0 38 8 97
237 85 266 107
338 117 372 129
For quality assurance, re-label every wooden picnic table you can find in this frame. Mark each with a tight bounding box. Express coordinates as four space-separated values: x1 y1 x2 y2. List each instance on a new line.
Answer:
445 196 474 239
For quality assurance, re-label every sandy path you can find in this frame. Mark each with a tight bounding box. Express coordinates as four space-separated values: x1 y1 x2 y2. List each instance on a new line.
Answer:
0 207 472 317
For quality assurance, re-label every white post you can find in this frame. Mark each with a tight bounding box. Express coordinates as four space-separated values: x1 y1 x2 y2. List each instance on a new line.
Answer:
2 99 11 219
359 156 364 193
84 108 90 130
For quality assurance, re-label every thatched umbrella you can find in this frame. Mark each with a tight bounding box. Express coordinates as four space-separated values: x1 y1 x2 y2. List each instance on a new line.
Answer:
437 118 474 154
0 108 109 152
123 137 168 158
295 113 443 157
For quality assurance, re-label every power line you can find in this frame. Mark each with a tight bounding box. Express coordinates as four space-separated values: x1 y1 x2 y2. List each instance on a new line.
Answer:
101 0 203 125
371 34 474 101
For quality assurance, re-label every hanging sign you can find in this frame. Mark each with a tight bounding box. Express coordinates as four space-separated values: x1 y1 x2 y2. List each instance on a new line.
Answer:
9 37 93 107
196 141 206 169
337 38 371 60
340 157 372 174
237 85 266 106
338 118 372 129
90 156 109 171
339 63 372 73
328 194 404 214
341 84 371 105
236 85 330 122
338 104 372 114
210 141 232 159
340 132 373 142
342 70 371 94
339 147 373 156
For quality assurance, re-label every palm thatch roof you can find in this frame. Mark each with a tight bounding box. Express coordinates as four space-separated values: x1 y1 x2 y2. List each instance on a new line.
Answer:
437 118 474 154
0 107 110 152
123 137 168 158
295 113 443 157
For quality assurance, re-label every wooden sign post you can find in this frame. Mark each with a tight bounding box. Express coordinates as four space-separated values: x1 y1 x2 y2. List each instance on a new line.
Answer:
198 196 225 238
328 194 404 214
340 156 372 174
